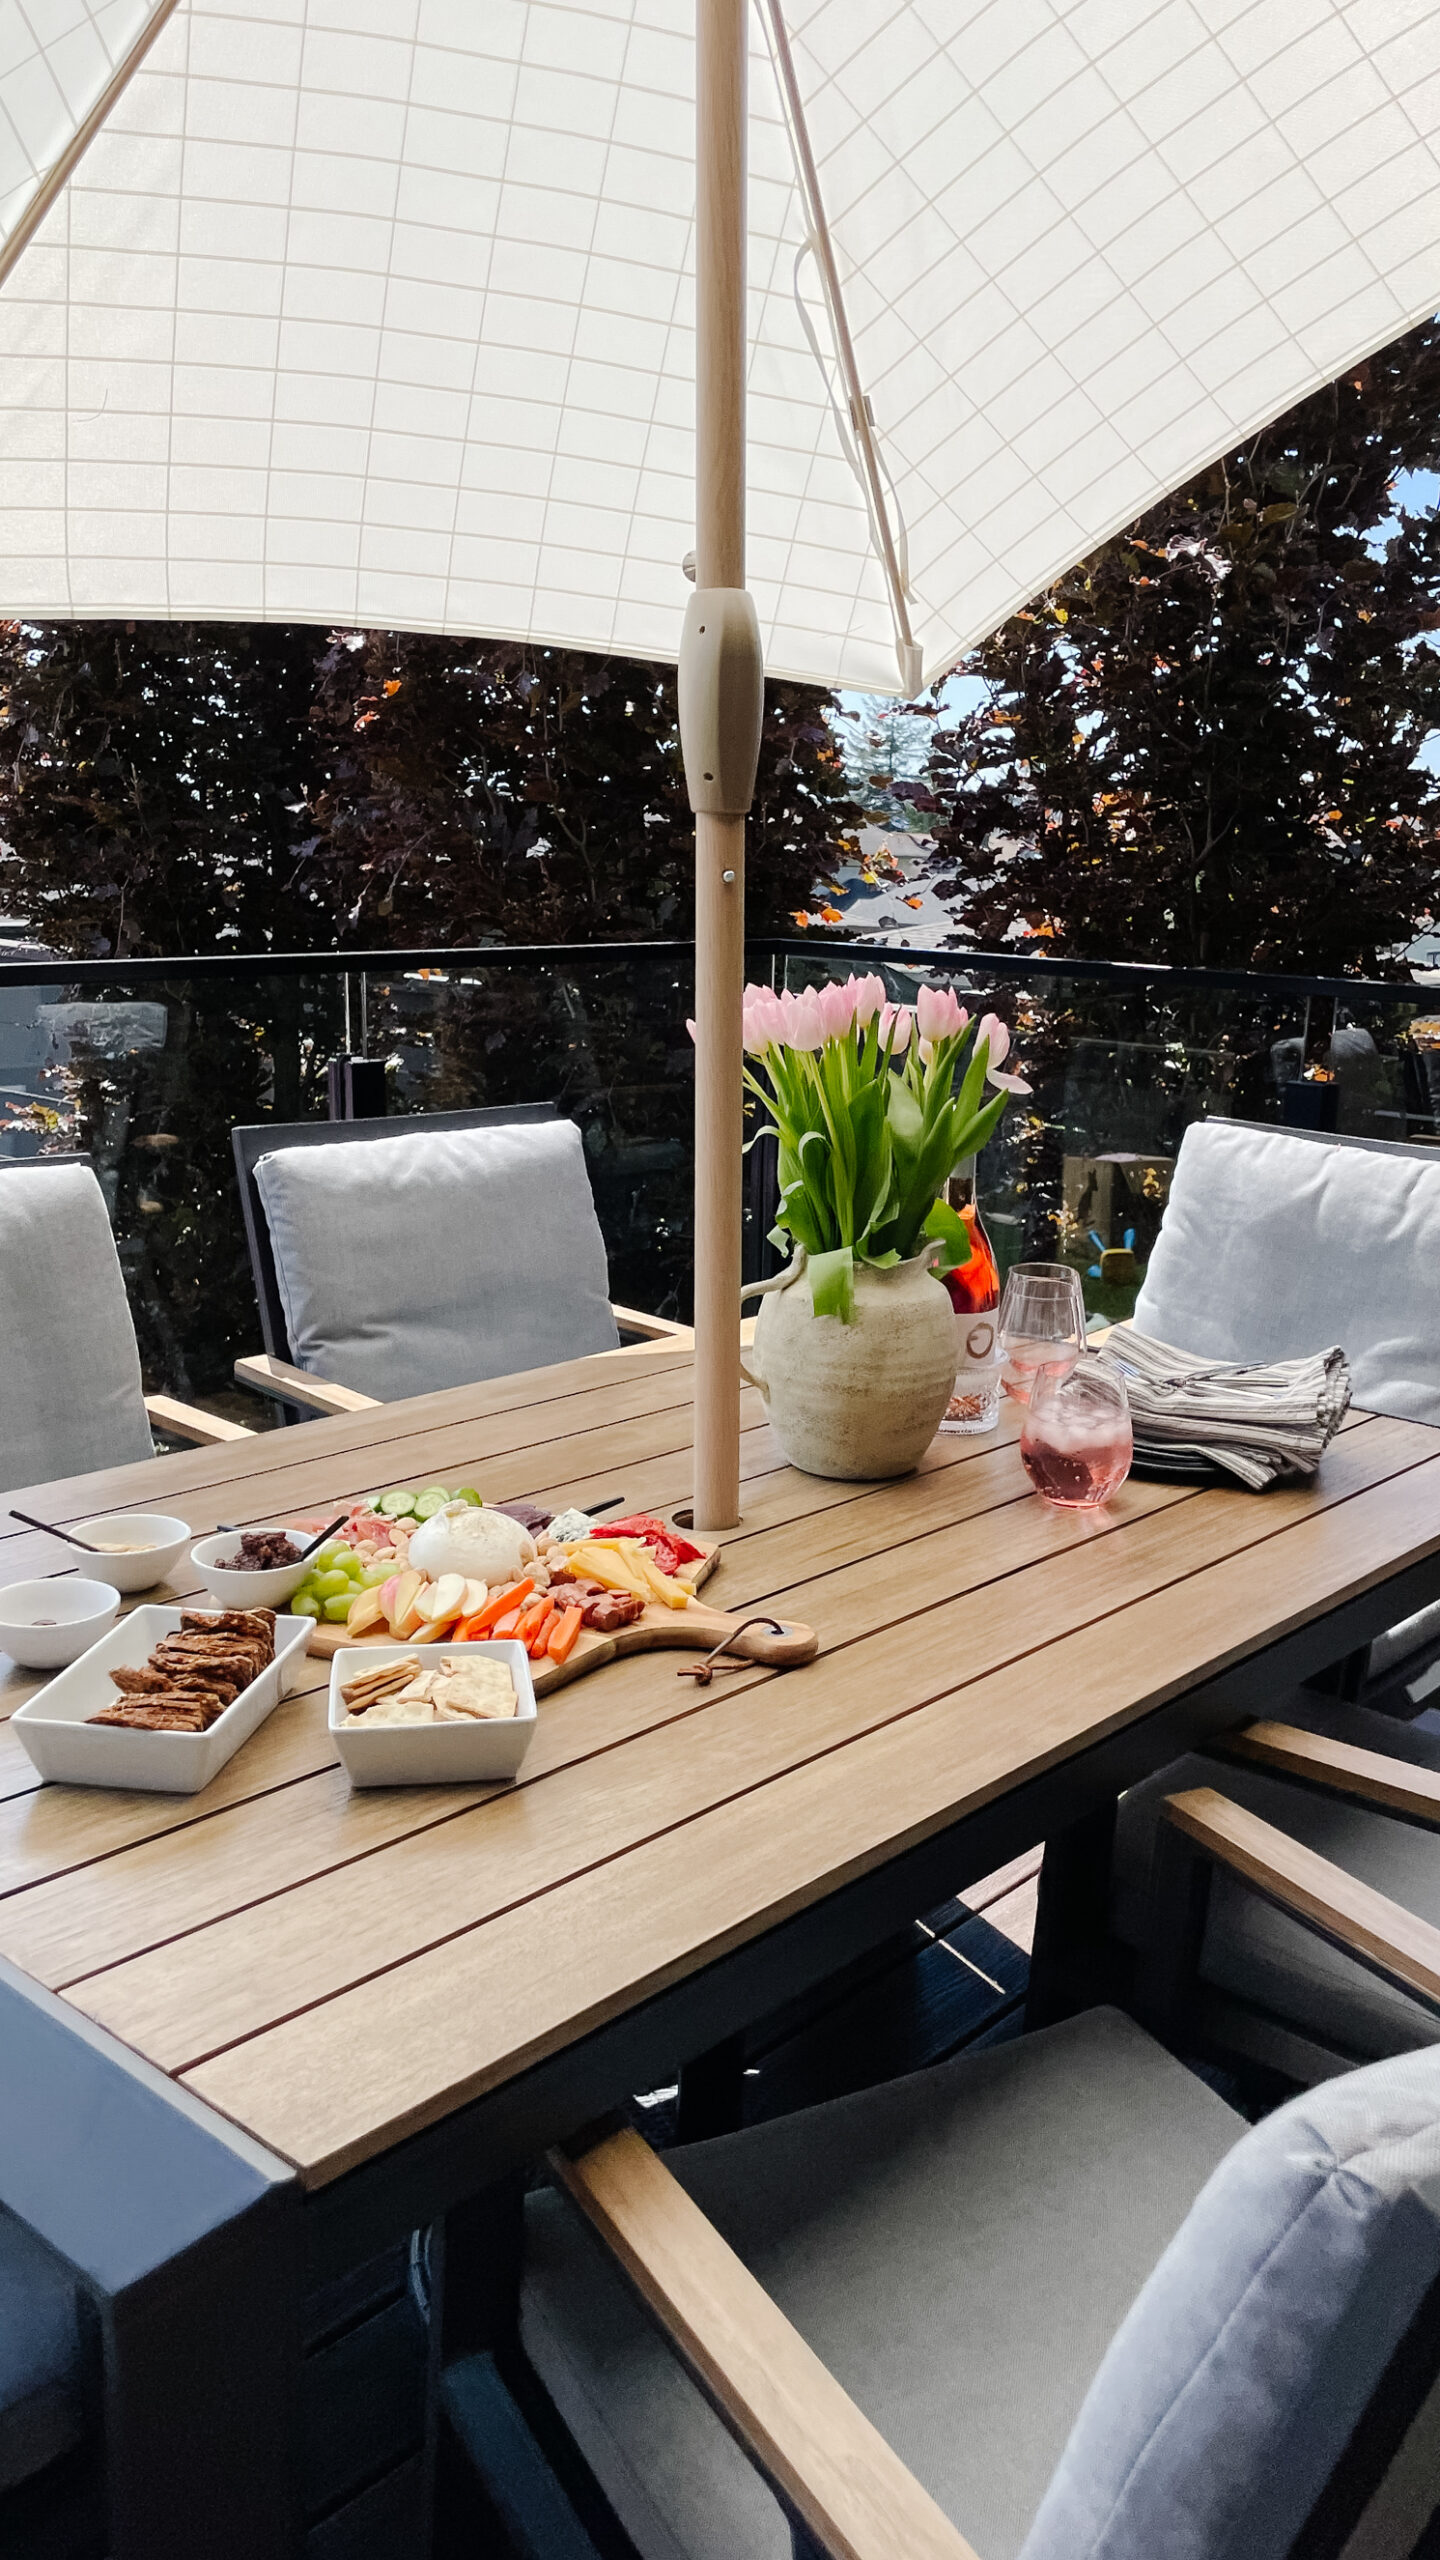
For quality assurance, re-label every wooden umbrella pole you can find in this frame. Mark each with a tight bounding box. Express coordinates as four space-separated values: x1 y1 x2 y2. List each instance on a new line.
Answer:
689 0 753 1529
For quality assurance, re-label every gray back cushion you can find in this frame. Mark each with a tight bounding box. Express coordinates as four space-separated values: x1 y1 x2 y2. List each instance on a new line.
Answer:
0 1160 152 1495
1133 1119 1440 1422
253 1116 620 1400
1021 2044 1440 2560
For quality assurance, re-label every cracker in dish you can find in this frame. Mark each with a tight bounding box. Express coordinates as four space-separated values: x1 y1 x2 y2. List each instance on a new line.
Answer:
343 1653 517 1725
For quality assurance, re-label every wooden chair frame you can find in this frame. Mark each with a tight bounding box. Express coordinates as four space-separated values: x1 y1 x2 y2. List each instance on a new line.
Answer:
229 1103 689 1420
550 1788 1440 2560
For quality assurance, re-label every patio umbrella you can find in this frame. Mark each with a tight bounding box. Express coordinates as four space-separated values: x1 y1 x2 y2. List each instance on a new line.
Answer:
4 0 1440 1521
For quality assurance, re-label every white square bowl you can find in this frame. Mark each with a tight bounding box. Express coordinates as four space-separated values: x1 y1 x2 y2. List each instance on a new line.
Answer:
329 1641 537 1787
10 1607 313 1793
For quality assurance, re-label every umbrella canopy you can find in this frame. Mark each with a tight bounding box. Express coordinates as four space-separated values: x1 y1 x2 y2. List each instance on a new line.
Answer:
3 0 1439 694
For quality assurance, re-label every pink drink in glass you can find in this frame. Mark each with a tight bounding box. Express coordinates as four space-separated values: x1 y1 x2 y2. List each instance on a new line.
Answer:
1000 1337 1081 1405
1021 1363 1133 1508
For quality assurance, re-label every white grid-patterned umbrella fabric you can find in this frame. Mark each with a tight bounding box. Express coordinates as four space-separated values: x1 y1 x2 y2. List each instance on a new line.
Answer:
3 0 1440 690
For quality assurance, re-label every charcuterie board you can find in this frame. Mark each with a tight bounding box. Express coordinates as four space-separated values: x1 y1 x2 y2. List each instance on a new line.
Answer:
307 1534 819 1693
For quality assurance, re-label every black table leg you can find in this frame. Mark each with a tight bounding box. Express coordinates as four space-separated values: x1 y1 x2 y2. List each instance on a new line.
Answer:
676 2032 747 2142
1025 1802 1118 2029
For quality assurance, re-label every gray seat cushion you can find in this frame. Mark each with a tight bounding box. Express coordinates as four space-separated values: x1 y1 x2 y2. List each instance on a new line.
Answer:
253 1117 620 1400
1133 1119 1440 1424
1112 1707 1440 2066
0 1160 153 1496
1023 2044 1440 2560
521 2010 1242 2560
0 2208 89 2492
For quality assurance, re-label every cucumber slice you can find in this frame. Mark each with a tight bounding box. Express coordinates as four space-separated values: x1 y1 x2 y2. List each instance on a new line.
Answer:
457 1486 483 1506
377 1488 418 1517
412 1486 452 1520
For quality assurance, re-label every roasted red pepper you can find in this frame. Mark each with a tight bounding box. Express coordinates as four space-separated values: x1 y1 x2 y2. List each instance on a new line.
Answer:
602 1513 705 1576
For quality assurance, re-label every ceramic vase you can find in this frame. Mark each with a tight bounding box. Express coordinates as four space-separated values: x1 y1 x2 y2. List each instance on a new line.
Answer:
739 1250 957 1480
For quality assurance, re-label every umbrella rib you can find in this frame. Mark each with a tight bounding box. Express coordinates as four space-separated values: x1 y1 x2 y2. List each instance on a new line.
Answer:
760 0 922 693
0 0 187 295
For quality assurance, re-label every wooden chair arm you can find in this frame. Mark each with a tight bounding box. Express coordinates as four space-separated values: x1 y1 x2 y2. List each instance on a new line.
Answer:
552 2128 982 2560
1164 1787 1440 2013
1216 1723 1440 1827
609 1303 693 1344
233 1353 381 1418
144 1394 254 1446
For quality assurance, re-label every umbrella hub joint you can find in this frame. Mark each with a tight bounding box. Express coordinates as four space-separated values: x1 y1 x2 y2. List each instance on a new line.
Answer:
679 588 763 817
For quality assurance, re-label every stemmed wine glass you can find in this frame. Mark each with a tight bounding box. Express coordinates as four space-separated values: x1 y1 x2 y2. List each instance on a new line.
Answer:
997 1264 1087 1404
1021 1359 1133 1508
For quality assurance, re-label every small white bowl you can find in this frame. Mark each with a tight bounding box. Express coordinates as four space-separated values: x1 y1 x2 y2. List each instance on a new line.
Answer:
329 1640 537 1787
190 1528 313 1610
10 1606 314 1792
0 1578 122 1669
72 1512 191 1594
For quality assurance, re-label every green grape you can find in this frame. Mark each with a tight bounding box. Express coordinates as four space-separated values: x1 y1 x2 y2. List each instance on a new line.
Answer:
340 1551 366 1578
361 1561 392 1587
323 1594 354 1623
293 1594 322 1621
312 1542 344 1567
311 1569 350 1600
457 1487 483 1506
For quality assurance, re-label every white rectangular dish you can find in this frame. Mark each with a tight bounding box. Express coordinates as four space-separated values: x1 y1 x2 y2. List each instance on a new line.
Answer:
11 1607 313 1793
329 1640 537 1787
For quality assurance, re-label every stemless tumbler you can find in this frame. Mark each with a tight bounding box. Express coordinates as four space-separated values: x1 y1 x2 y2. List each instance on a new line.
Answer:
1021 1359 1133 1508
998 1264 1087 1404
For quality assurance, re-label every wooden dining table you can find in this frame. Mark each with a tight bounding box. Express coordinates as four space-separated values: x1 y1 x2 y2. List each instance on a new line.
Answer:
4 1340 1440 2557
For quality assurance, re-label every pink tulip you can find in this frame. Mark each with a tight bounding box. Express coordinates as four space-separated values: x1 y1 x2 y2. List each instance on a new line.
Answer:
818 979 858 1041
742 984 788 1053
850 973 887 1026
879 1002 913 1052
976 1012 1031 1093
686 1017 697 1044
916 984 969 1044
785 989 826 1051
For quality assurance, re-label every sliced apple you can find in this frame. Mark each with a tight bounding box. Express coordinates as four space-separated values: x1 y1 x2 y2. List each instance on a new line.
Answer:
460 1578 488 1617
416 1572 466 1625
378 1572 403 1622
386 1568 423 1635
344 1588 387 1640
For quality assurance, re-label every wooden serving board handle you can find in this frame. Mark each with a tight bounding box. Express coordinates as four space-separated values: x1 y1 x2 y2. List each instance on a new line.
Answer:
529 1600 819 1696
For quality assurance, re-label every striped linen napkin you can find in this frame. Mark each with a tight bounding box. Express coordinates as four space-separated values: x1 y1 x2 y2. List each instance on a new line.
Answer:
1096 1325 1352 1490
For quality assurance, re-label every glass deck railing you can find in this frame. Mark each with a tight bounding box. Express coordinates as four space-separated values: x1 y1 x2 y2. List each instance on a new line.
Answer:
2 937 1435 1422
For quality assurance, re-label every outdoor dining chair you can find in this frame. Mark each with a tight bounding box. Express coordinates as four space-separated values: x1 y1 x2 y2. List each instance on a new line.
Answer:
0 1159 250 1499
501 1785 1440 2560
229 1105 688 1421
1105 1691 1440 2090
0 2203 100 2560
1131 1114 1440 1704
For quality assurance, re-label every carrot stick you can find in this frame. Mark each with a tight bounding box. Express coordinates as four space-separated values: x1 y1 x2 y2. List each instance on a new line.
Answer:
458 1578 533 1640
490 1606 525 1638
546 1603 584 1664
526 1599 557 1658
